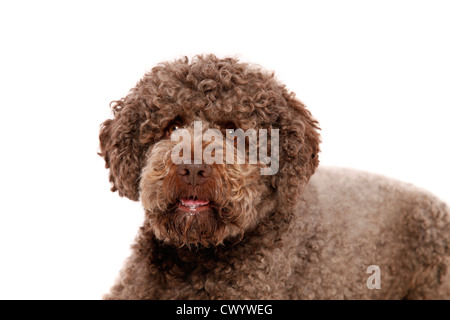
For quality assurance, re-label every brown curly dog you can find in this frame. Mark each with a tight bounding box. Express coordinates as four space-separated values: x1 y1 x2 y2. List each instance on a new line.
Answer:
99 54 450 299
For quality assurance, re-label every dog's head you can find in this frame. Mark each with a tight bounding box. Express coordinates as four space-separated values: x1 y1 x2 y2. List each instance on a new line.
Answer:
99 55 320 247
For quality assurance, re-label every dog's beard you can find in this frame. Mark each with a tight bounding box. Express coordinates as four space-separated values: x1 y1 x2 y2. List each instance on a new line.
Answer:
149 203 235 248
140 139 264 248
149 169 242 247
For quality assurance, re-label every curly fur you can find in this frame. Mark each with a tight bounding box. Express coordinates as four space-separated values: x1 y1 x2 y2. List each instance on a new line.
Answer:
99 54 450 299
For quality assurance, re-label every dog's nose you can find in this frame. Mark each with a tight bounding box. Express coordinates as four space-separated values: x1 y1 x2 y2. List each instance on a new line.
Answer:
177 163 212 186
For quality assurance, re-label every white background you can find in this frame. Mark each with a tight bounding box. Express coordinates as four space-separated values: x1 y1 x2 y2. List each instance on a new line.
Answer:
0 0 449 299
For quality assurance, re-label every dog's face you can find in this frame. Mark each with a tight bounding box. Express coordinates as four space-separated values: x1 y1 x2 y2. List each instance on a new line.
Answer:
99 55 320 247
139 120 267 247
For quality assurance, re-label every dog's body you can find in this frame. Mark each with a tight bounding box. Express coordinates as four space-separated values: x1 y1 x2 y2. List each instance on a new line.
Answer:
99 55 450 299
296 167 450 299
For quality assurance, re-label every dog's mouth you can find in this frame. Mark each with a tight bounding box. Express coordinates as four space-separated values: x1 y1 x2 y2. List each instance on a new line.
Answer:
177 196 212 215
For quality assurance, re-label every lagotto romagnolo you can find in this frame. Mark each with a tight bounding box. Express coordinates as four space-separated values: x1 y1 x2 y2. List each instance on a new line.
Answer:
99 54 450 299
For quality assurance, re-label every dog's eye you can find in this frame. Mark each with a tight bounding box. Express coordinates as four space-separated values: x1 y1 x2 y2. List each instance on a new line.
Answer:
166 123 182 136
225 129 238 141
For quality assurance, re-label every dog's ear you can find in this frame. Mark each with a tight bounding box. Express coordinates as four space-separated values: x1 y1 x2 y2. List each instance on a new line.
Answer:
99 95 149 201
272 91 321 207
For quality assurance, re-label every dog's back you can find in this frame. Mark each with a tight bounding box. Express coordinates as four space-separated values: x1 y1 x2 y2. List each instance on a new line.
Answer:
296 166 450 299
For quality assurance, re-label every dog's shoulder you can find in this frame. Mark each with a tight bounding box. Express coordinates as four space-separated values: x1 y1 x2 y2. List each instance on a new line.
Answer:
307 166 447 211
302 166 450 240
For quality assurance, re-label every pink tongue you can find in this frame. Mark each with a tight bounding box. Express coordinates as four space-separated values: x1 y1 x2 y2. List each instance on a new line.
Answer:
181 199 210 206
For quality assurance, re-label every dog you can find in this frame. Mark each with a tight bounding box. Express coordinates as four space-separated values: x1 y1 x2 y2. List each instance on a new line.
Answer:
99 54 450 299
